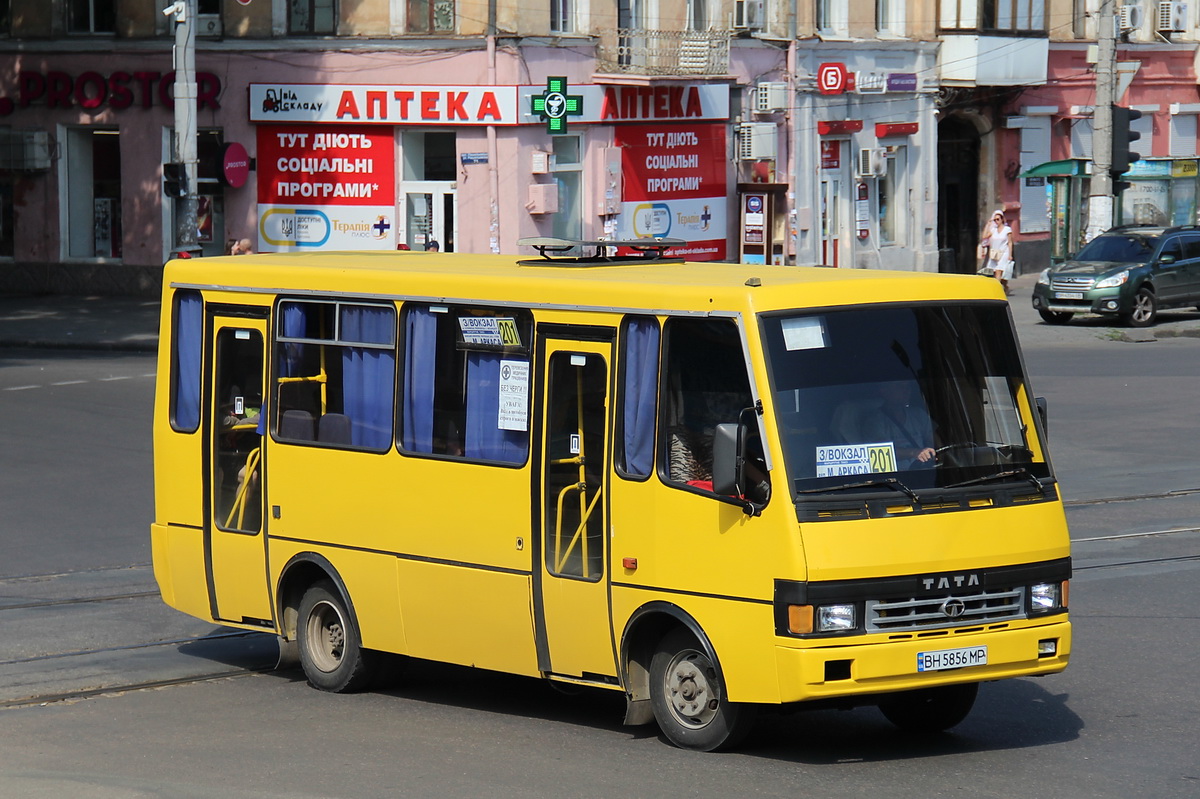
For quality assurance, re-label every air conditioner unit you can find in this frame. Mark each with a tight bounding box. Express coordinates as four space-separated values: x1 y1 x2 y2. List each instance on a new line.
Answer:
738 123 776 160
195 14 222 37
856 148 888 178
1119 2 1144 30
734 0 764 30
0 129 52 171
756 82 789 113
1157 0 1187 30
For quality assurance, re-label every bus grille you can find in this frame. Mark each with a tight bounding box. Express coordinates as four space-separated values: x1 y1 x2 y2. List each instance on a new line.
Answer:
865 587 1025 633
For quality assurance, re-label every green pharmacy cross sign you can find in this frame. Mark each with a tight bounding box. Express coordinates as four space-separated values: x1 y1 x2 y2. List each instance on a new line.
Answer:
531 77 583 134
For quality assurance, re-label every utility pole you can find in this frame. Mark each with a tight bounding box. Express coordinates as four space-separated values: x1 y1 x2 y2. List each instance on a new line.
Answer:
1086 0 1117 241
166 0 199 255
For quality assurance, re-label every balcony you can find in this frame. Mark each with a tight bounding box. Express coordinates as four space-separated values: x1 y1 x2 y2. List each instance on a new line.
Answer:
595 29 731 77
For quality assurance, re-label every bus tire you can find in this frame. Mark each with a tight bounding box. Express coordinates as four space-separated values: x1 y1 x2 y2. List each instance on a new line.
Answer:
649 628 754 751
878 682 978 733
297 580 378 693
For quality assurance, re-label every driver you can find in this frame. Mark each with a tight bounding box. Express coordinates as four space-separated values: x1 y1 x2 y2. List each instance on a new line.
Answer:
860 381 936 469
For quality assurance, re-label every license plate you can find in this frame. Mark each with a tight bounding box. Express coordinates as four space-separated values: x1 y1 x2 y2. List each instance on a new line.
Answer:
1054 291 1084 300
916 645 988 672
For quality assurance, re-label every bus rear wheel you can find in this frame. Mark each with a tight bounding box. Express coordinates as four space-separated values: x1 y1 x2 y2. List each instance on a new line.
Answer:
297 580 378 693
649 628 754 751
878 682 978 733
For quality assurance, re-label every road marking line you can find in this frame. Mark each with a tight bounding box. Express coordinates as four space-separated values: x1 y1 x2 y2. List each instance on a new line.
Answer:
3 385 40 391
51 380 87 386
100 376 132 381
1075 527 1200 543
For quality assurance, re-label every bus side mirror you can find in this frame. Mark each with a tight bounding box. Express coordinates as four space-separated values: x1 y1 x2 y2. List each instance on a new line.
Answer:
1035 396 1048 433
712 422 743 497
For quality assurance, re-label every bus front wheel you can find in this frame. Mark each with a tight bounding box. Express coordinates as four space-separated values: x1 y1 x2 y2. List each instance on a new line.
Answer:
649 628 754 751
878 682 978 733
297 580 378 693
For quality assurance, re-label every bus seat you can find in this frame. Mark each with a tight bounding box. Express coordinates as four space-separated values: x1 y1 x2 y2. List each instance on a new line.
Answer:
279 409 316 441
318 412 353 445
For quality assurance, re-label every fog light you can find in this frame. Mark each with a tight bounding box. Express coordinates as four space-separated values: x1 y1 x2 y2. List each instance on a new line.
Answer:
1105 300 1119 310
816 604 856 632
1038 638 1057 657
1031 582 1060 612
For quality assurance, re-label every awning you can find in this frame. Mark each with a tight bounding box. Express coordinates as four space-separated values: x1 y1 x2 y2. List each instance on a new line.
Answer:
1020 158 1088 178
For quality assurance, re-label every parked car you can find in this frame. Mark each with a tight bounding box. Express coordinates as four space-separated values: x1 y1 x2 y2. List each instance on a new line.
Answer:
1031 224 1200 327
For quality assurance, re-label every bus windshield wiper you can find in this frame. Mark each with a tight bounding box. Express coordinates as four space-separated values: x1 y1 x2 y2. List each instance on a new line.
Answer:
945 468 1044 491
797 477 920 502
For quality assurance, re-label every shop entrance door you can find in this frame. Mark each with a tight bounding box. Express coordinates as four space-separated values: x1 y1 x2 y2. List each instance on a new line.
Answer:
820 176 843 267
402 182 456 251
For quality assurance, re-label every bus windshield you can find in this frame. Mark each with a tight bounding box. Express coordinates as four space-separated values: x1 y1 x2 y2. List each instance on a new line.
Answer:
761 303 1051 501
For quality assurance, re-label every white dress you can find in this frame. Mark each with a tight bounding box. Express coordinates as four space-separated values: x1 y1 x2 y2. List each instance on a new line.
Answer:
985 223 1014 281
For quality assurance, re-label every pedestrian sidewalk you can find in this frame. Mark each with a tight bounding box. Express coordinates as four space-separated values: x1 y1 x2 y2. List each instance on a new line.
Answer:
0 293 160 352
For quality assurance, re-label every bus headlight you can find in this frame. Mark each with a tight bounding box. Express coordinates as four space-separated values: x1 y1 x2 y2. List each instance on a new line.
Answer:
816 604 857 632
1030 582 1063 613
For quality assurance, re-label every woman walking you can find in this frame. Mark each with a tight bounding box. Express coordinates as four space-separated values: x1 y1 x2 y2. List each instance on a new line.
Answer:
981 210 1014 295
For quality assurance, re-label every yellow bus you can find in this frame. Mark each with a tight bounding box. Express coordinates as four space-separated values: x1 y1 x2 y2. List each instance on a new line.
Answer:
151 240 1070 751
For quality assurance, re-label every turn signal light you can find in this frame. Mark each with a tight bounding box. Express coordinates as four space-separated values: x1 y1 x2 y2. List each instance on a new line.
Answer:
788 604 813 635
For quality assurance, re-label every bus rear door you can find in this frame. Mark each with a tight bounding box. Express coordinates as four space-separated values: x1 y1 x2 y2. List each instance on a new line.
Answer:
534 335 617 681
206 312 273 626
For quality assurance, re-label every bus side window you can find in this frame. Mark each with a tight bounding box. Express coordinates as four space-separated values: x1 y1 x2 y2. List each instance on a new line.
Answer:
400 304 533 465
170 289 203 433
616 316 660 479
274 299 396 451
660 317 762 495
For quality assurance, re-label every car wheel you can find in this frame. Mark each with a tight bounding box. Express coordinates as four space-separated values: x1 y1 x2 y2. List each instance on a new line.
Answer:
1037 309 1073 325
297 580 379 693
649 628 755 751
1122 288 1158 328
878 682 979 733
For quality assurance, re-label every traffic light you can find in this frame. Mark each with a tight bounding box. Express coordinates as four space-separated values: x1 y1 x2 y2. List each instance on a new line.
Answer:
1110 104 1143 193
162 162 188 198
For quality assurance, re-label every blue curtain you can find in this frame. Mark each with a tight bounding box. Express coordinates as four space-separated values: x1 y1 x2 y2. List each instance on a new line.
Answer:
340 305 396 449
279 302 308 377
173 290 202 432
401 307 437 453
465 352 527 463
622 318 659 476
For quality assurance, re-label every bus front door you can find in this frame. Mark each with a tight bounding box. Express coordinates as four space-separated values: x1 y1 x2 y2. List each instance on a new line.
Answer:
206 314 273 626
535 339 617 681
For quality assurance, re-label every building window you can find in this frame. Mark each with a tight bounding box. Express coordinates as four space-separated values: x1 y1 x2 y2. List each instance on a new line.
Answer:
687 0 708 30
551 0 574 33
0 0 10 35
939 0 1046 32
817 0 849 34
65 128 121 259
877 0 905 34
408 0 455 33
551 135 583 242
67 0 115 33
290 0 336 34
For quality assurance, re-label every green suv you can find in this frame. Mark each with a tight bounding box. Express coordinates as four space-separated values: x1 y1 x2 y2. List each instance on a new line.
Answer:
1032 225 1200 327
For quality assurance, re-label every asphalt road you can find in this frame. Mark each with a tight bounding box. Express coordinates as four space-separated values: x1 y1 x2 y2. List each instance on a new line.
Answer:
1 281 1198 797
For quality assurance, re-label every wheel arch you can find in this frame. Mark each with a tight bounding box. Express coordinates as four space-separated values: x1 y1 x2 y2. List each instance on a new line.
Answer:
276 552 356 642
618 601 722 725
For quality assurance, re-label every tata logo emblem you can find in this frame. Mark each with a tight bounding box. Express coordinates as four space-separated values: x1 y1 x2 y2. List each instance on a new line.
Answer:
531 76 583 134
921 573 981 591
940 599 967 619
817 63 851 95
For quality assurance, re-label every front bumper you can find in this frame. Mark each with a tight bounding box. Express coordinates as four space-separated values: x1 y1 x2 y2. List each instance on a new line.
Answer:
774 618 1071 704
1032 285 1127 316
